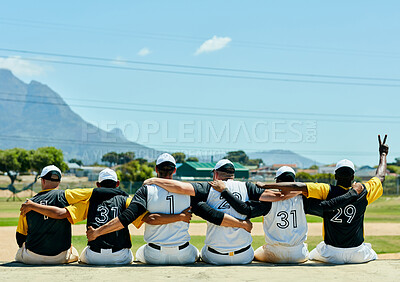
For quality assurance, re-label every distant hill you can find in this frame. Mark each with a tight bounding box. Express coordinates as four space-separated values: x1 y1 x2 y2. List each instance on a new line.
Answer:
0 69 158 164
248 150 320 168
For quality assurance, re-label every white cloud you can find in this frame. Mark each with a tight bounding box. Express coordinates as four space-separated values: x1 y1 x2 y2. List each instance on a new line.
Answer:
195 36 232 55
0 56 44 76
112 56 127 66
138 48 151 57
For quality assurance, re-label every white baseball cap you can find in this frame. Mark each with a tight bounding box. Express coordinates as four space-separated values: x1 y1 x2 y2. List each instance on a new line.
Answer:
156 153 176 166
214 159 235 171
335 159 355 172
98 168 118 182
275 166 296 179
39 165 62 181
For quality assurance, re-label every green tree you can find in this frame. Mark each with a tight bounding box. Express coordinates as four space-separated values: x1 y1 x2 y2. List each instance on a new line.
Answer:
69 158 83 166
309 164 319 169
118 152 135 164
116 160 154 185
224 150 249 164
172 152 186 163
101 152 119 166
186 157 199 162
295 172 314 181
28 147 68 188
246 158 263 166
0 148 31 188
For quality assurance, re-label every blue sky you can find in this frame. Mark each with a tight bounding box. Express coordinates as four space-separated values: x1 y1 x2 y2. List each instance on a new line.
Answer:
0 1 399 166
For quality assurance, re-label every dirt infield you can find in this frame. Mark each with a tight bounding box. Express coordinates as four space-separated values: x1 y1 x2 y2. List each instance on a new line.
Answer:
1 260 399 282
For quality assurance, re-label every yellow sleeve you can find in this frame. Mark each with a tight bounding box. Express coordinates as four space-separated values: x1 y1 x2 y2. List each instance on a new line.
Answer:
364 177 383 205
306 183 330 200
16 214 28 235
65 188 94 204
65 201 89 224
125 197 148 229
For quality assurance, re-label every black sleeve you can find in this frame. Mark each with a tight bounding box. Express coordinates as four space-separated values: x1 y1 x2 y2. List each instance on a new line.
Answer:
220 189 252 216
118 186 147 227
90 187 129 202
245 182 264 201
16 232 26 248
304 188 365 216
190 197 224 225
191 182 211 202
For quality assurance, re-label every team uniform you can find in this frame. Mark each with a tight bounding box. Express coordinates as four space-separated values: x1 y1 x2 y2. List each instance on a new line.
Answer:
16 188 93 264
132 184 199 265
219 187 360 263
192 179 265 265
76 193 144 265
306 177 382 264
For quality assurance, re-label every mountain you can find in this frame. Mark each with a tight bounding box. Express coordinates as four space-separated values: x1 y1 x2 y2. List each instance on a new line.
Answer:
0 69 158 164
248 150 321 168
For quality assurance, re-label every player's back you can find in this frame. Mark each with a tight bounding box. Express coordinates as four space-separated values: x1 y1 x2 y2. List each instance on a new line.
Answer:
324 185 368 248
263 195 307 246
25 189 70 256
87 194 131 251
145 184 191 246
204 179 252 252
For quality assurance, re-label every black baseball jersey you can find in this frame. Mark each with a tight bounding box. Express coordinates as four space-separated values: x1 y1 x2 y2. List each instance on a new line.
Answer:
306 177 383 248
219 188 361 219
87 194 132 250
24 189 71 256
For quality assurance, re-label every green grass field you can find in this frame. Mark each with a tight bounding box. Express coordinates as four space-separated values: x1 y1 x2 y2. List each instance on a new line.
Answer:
71 235 400 255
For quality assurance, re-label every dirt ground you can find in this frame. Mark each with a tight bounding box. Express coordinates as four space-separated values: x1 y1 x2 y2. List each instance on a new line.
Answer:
0 260 399 282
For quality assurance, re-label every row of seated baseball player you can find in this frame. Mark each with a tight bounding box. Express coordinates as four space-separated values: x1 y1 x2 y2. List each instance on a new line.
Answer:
15 135 388 265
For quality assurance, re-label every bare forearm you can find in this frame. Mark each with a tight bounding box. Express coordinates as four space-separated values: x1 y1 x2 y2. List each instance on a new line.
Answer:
221 214 246 228
31 204 68 219
149 178 195 196
375 153 387 183
96 217 124 236
258 182 307 190
143 213 182 225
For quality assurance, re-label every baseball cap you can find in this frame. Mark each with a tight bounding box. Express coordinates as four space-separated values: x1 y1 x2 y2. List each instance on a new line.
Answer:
98 168 118 182
213 159 235 172
39 165 62 181
156 153 176 166
335 159 355 172
275 166 296 179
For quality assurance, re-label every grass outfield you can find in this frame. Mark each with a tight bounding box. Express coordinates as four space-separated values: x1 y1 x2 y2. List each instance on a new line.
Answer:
1 196 399 226
71 235 400 255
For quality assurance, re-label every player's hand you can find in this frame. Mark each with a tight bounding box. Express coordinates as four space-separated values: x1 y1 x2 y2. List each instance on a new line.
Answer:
179 207 192 223
208 180 226 192
20 199 34 215
86 226 99 242
143 177 157 186
352 182 364 195
378 134 389 156
242 219 253 233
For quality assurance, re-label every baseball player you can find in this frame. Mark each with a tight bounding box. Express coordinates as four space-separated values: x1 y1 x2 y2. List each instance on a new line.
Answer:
209 166 364 263
256 135 388 264
20 168 142 265
141 159 286 265
87 154 254 264
15 165 95 264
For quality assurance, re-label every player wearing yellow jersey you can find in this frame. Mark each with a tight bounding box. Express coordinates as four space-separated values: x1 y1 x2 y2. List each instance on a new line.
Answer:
256 135 388 264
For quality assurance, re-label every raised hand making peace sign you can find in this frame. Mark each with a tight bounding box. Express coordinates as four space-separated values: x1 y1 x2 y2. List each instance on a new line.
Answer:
378 134 389 155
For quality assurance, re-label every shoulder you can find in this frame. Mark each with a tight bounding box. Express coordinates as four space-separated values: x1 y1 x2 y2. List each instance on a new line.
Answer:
191 182 211 199
306 182 331 200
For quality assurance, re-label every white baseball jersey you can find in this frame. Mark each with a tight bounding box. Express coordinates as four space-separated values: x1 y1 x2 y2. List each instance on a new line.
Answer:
263 195 307 246
204 179 252 252
144 184 191 247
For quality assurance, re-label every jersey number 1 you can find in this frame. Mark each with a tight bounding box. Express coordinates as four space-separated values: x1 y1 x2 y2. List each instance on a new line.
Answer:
166 195 174 214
